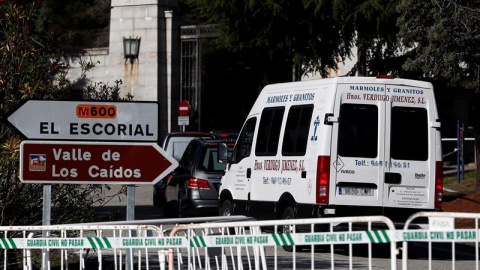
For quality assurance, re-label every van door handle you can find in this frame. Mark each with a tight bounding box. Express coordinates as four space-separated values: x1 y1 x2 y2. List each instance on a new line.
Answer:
385 172 401 184
247 168 251 178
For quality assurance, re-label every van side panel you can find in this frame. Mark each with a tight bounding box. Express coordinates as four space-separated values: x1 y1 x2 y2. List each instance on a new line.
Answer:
249 88 322 216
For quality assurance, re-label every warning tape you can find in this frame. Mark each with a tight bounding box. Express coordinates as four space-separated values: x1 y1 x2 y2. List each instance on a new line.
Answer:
0 229 477 250
0 238 17 249
87 237 112 249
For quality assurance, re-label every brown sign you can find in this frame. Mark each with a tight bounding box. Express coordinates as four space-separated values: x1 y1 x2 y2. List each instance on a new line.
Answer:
20 141 178 184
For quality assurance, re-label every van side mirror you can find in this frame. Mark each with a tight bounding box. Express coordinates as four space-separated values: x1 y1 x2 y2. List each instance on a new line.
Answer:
218 143 229 164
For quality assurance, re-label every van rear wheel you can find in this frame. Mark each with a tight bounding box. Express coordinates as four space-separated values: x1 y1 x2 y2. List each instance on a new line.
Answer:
280 207 295 252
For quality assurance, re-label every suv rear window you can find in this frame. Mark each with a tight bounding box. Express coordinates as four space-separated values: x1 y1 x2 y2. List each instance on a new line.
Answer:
168 139 194 161
162 134 214 161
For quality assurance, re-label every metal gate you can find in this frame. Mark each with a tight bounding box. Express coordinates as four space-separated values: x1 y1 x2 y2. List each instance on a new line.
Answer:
180 24 217 130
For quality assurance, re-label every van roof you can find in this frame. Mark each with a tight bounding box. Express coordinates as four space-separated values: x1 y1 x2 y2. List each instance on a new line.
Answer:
263 77 433 91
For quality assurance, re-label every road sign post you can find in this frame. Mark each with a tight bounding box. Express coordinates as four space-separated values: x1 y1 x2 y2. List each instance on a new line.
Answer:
177 101 191 131
5 100 173 227
177 100 191 116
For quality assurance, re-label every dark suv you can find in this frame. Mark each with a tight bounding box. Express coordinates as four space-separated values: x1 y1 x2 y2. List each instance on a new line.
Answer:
154 132 215 207
163 138 234 217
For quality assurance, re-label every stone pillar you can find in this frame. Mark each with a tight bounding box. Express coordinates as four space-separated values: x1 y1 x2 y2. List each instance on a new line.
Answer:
110 0 159 101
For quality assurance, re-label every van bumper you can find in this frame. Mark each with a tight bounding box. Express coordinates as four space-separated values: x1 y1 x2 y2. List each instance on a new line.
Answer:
299 204 438 224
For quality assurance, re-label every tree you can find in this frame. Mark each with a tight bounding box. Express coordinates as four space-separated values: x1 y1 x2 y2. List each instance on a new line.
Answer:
185 0 405 78
36 0 111 49
397 0 480 190
186 0 353 78
0 0 128 231
332 0 402 76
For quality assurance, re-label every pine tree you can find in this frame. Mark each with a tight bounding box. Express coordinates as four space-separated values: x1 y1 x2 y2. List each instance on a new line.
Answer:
397 0 480 191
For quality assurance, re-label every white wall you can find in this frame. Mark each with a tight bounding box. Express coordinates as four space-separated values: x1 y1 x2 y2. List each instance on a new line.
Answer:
68 0 159 102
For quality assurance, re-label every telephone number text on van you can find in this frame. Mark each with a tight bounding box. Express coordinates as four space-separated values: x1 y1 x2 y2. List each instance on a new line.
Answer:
262 177 292 185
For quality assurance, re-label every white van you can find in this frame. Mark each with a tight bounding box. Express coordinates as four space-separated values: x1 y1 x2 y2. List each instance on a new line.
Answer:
218 76 443 223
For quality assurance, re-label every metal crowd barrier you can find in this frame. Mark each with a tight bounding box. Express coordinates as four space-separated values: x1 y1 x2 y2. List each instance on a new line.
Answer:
0 216 254 270
402 211 480 270
1 212 480 270
168 216 398 270
0 224 164 270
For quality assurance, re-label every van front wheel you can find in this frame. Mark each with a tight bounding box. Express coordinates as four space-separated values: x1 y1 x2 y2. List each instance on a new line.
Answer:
280 206 295 252
219 200 233 216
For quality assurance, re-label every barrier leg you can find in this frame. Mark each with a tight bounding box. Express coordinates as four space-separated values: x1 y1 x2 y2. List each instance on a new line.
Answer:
159 249 168 270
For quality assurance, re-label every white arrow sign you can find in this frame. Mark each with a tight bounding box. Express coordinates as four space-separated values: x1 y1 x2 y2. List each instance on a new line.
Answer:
6 100 158 141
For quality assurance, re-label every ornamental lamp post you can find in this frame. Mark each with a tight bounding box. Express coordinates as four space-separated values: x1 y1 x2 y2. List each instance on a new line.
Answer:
123 36 141 68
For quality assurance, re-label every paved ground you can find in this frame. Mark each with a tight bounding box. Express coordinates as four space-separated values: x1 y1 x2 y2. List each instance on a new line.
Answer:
97 184 154 206
93 184 164 221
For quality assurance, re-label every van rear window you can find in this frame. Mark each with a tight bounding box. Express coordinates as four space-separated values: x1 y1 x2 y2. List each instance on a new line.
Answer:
282 105 313 156
338 104 378 158
256 107 285 156
391 107 428 161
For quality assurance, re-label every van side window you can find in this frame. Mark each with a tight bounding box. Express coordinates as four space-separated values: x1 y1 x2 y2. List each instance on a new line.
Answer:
282 105 314 156
232 118 257 163
256 107 285 156
391 107 428 161
338 104 378 158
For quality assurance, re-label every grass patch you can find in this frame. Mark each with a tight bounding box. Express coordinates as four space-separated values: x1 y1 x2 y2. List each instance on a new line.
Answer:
444 171 477 195
444 171 477 185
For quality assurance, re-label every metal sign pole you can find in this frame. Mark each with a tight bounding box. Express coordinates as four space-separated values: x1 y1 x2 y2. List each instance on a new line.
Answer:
457 120 460 183
126 185 135 270
461 123 465 181
126 185 135 220
42 185 51 270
